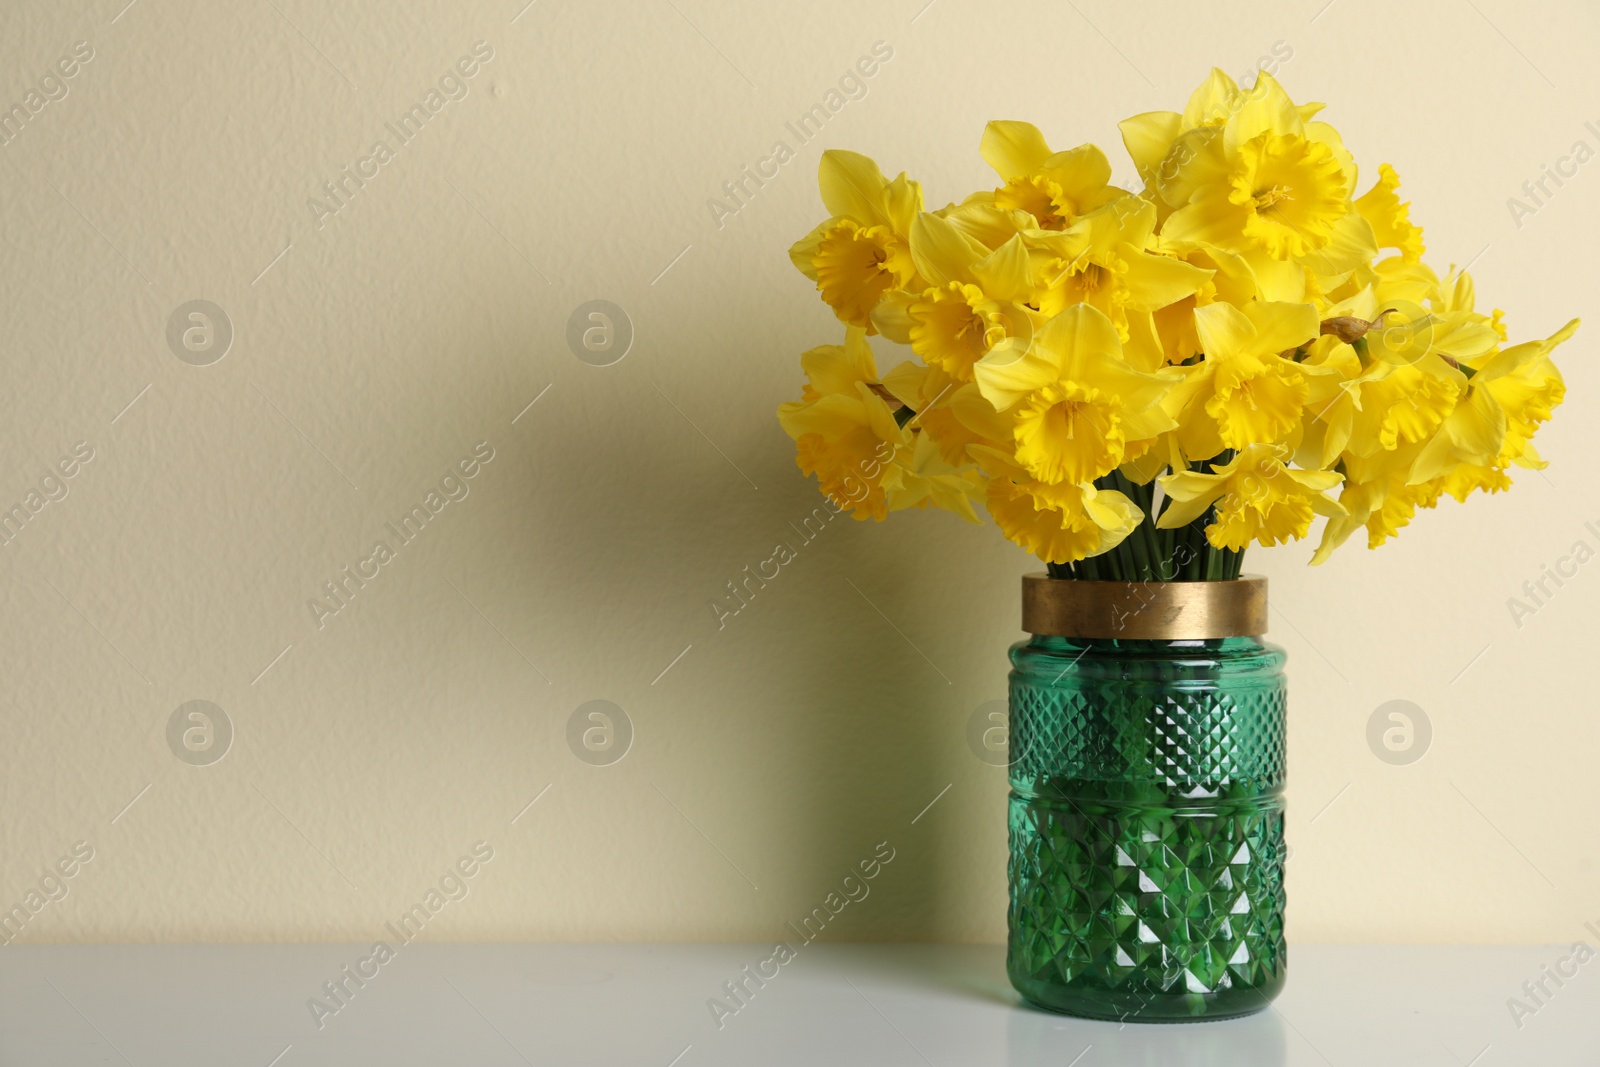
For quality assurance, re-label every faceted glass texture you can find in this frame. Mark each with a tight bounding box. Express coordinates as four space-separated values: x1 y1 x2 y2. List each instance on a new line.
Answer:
1007 635 1288 1021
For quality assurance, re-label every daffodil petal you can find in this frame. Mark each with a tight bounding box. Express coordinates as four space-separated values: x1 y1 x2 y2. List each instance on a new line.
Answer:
1193 302 1257 361
1119 110 1183 184
1242 301 1319 355
980 120 1054 181
910 211 991 288
818 150 890 225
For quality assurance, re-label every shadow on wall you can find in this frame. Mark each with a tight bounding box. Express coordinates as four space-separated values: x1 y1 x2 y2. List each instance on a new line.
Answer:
434 270 980 939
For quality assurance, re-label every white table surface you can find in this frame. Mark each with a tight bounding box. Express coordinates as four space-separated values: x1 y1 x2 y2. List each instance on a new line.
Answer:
1 943 1591 1066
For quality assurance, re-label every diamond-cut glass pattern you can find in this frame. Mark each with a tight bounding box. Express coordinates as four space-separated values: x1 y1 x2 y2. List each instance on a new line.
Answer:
1006 636 1288 1021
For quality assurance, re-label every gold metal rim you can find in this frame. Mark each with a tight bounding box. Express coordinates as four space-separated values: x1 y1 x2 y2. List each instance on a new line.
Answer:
1021 573 1269 640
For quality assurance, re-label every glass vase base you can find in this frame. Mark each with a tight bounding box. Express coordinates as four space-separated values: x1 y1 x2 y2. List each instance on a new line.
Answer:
1010 973 1283 1023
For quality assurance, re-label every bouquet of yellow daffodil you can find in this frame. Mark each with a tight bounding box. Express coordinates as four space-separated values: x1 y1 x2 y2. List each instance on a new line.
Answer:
778 69 1578 581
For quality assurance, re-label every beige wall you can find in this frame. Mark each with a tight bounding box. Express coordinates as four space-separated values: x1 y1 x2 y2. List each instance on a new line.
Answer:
1 0 1595 946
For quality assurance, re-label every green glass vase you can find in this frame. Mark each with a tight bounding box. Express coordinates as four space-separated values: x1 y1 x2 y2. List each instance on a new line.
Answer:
1006 633 1288 1022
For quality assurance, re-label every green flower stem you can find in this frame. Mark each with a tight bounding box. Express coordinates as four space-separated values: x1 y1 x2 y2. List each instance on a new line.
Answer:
1109 471 1153 581
1034 462 1251 583
1127 513 1154 580
1136 482 1163 581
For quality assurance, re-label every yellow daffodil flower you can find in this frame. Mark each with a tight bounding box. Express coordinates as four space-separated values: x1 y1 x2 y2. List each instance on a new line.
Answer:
776 327 909 520
881 432 986 523
1154 74 1357 256
1313 313 1572 564
1429 270 1505 364
970 444 1143 563
1354 164 1424 263
986 477 1144 563
1296 279 1467 467
1290 333 1360 471
1132 71 1377 304
1430 463 1513 501
878 360 1007 473
1311 467 1439 564
789 151 923 331
1120 68 1328 190
1410 318 1576 482
974 304 1177 486
781 339 993 526
1307 440 1498 563
1150 243 1260 366
872 213 1040 382
1158 443 1345 550
980 120 1126 231
1164 300 1319 460
1025 198 1213 367
1346 360 1463 457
